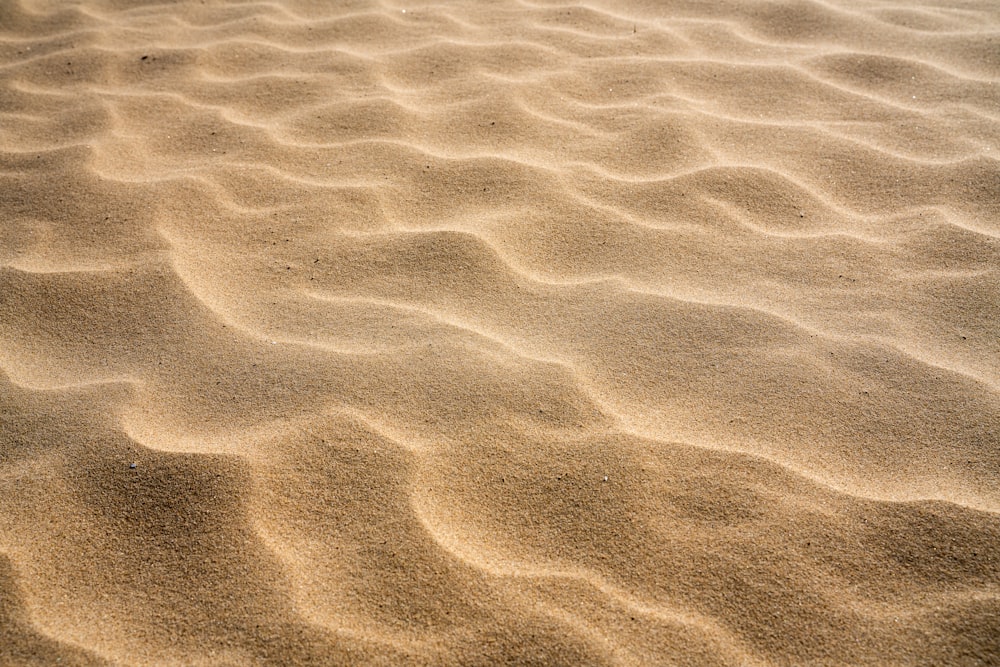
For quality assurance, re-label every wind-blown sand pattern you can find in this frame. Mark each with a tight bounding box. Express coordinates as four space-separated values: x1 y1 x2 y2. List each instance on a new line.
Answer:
1 0 999 664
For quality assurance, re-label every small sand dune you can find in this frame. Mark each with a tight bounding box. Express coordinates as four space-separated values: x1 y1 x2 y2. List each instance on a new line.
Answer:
1 0 998 664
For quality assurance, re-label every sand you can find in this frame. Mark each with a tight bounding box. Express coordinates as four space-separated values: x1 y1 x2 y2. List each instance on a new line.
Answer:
0 0 998 664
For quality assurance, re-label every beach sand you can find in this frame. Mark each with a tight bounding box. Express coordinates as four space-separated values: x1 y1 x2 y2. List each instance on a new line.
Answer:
1 0 999 664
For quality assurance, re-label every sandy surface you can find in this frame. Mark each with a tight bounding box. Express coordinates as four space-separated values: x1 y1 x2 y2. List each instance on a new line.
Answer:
1 0 999 665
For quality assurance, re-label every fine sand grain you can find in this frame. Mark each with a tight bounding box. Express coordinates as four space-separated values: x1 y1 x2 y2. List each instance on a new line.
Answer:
1 0 999 665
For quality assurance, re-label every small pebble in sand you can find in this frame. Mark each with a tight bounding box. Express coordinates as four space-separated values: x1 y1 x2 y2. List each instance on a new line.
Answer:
129 462 137 469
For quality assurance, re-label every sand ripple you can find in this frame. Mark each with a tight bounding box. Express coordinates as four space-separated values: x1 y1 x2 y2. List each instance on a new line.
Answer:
1 0 998 664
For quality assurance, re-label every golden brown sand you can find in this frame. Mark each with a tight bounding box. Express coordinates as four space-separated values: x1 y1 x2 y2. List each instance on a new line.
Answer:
1 0 999 664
